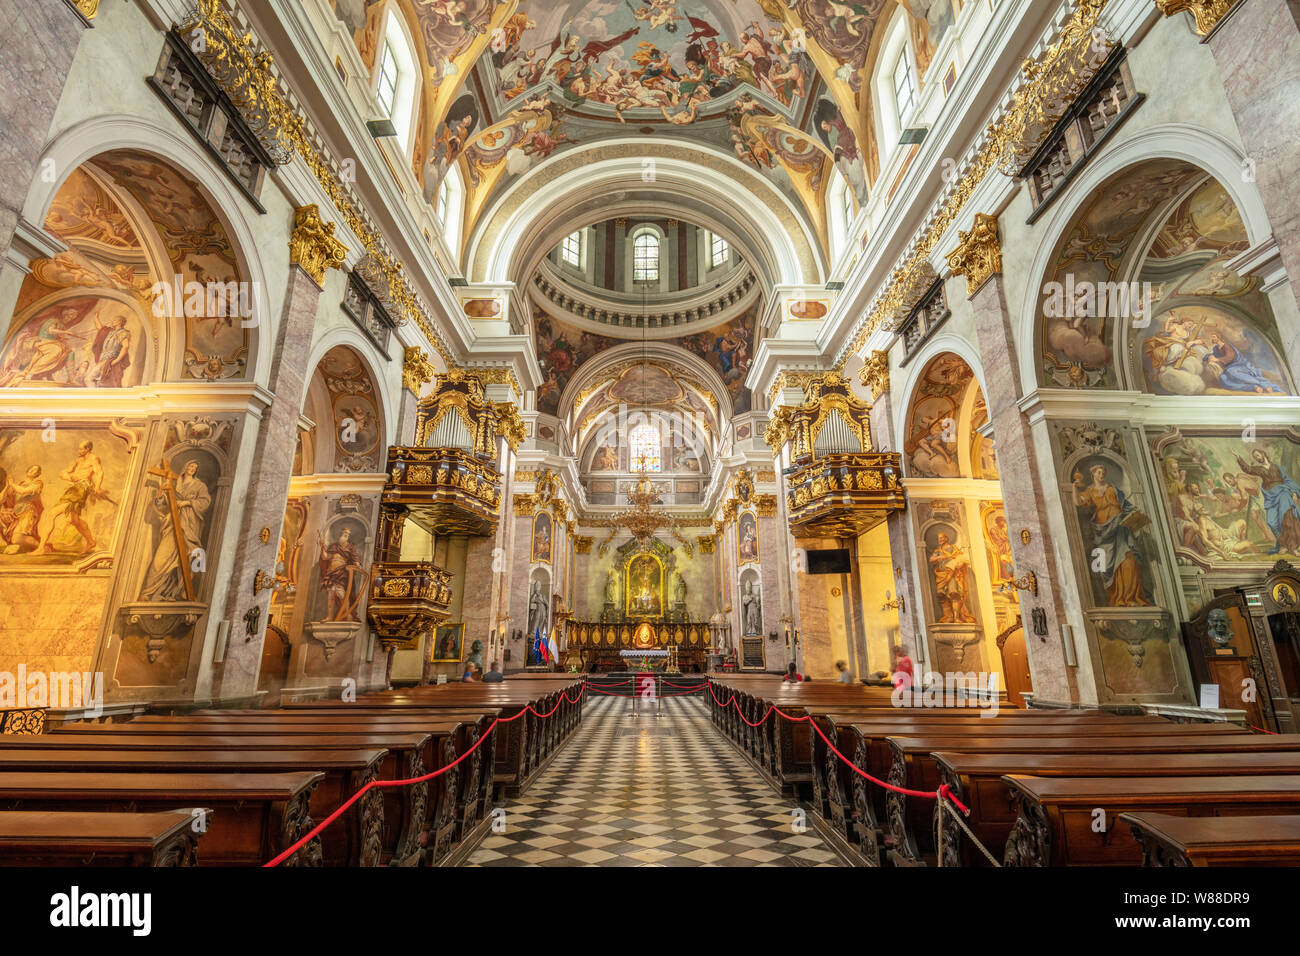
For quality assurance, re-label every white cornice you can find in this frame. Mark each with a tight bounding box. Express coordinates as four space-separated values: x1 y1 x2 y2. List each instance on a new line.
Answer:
0 382 274 418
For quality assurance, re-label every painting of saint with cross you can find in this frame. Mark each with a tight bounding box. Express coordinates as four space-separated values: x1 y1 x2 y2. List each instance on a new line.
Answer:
139 451 216 602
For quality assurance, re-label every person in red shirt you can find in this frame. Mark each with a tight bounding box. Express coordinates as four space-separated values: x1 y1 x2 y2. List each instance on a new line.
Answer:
782 662 803 682
890 644 914 692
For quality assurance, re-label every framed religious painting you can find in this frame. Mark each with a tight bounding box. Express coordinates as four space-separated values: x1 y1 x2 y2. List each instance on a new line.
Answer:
430 622 465 663
532 511 552 564
737 510 759 566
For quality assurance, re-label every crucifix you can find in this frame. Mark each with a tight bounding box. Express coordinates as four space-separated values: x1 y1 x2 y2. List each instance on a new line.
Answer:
147 458 196 601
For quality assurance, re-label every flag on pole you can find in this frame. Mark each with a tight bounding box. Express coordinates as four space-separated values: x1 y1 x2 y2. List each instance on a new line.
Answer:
547 627 559 667
532 627 543 665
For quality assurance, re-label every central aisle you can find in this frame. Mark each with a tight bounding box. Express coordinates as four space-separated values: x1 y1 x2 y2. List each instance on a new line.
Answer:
467 690 841 866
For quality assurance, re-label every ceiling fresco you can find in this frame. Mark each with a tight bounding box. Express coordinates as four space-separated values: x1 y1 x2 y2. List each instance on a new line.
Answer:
329 1 958 262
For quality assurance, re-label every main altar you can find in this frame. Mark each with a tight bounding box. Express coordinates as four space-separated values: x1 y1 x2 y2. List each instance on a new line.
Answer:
567 619 712 672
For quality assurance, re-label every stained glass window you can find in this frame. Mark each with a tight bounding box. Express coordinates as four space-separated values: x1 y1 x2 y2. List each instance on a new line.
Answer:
630 423 661 472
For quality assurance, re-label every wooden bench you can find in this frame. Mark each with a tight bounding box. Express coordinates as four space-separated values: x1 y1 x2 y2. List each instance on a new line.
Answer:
107 712 494 858
0 748 386 866
1003 774 1300 866
198 709 499 845
281 679 582 796
802 714 1220 852
883 732 1300 867
0 771 322 866
1120 812 1300 867
52 721 464 865
803 710 1200 837
934 750 1300 867
0 808 206 866
23 729 439 866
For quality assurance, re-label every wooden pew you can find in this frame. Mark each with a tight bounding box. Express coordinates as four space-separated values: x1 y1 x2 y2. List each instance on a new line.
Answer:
281 679 582 796
806 713 1228 852
19 729 439 865
0 771 322 866
934 751 1300 867
883 733 1300 867
168 707 501 830
0 808 206 866
118 712 496 855
1120 812 1300 867
803 710 1196 838
0 748 385 866
1003 774 1300 866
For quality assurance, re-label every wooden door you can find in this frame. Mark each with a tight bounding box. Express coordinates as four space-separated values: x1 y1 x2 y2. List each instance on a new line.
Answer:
997 620 1033 708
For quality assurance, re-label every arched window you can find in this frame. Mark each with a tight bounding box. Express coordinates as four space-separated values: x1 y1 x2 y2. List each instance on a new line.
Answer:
630 423 662 473
374 10 419 153
892 47 918 124
709 232 730 269
436 166 464 250
561 230 583 268
873 11 919 158
633 230 660 283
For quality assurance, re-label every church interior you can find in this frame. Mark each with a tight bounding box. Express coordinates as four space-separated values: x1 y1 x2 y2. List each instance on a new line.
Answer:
3 0 1300 893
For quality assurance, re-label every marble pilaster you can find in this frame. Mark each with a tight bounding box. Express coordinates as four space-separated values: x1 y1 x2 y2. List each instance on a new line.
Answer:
967 273 1077 703
211 263 331 700
0 2 86 260
1204 0 1300 371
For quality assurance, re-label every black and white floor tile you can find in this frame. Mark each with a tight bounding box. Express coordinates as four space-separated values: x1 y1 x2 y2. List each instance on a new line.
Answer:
466 690 841 867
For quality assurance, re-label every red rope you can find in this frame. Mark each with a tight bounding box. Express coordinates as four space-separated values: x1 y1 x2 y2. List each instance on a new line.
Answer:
1251 724 1280 735
705 684 970 814
264 684 586 867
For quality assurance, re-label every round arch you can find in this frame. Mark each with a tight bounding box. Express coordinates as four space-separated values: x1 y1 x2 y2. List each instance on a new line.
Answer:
300 336 394 474
466 140 825 288
891 328 989 455
1016 124 1272 391
27 114 280 387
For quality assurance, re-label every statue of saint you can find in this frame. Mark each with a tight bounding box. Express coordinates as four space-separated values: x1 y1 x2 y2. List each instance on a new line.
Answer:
742 580 763 636
673 569 687 605
527 579 549 638
604 567 618 605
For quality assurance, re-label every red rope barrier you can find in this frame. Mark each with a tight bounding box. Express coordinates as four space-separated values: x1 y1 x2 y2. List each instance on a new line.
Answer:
264 683 587 866
1251 724 1280 735
705 683 970 814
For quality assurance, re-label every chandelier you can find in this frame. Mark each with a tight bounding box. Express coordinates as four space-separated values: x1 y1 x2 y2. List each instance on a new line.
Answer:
606 281 678 550
610 465 677 549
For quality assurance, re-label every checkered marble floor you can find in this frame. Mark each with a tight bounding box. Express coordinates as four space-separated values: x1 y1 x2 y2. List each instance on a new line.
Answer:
466 691 841 867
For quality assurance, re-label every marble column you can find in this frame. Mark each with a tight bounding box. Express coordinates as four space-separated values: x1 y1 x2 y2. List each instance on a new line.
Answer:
0 1 88 260
868 386 922 663
212 206 347 701
965 270 1077 704
1203 0 1300 364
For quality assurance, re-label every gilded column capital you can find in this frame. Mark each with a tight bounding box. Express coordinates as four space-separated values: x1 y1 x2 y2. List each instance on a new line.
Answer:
946 213 1002 297
402 346 436 396
859 351 890 401
72 0 100 18
289 204 347 287
1156 0 1239 36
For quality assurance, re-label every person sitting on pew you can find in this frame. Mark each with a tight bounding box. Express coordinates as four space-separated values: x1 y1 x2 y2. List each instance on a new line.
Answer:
461 662 478 683
836 660 853 684
482 661 504 683
783 662 803 683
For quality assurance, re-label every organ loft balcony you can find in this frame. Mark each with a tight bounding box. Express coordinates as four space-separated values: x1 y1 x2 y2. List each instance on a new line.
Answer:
765 371 905 538
382 445 502 538
784 453 905 537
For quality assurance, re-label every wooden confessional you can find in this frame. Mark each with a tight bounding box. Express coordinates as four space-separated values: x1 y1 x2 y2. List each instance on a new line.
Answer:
1181 560 1300 732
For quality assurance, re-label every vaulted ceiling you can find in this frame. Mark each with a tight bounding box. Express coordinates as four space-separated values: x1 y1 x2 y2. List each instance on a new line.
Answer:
331 1 959 264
